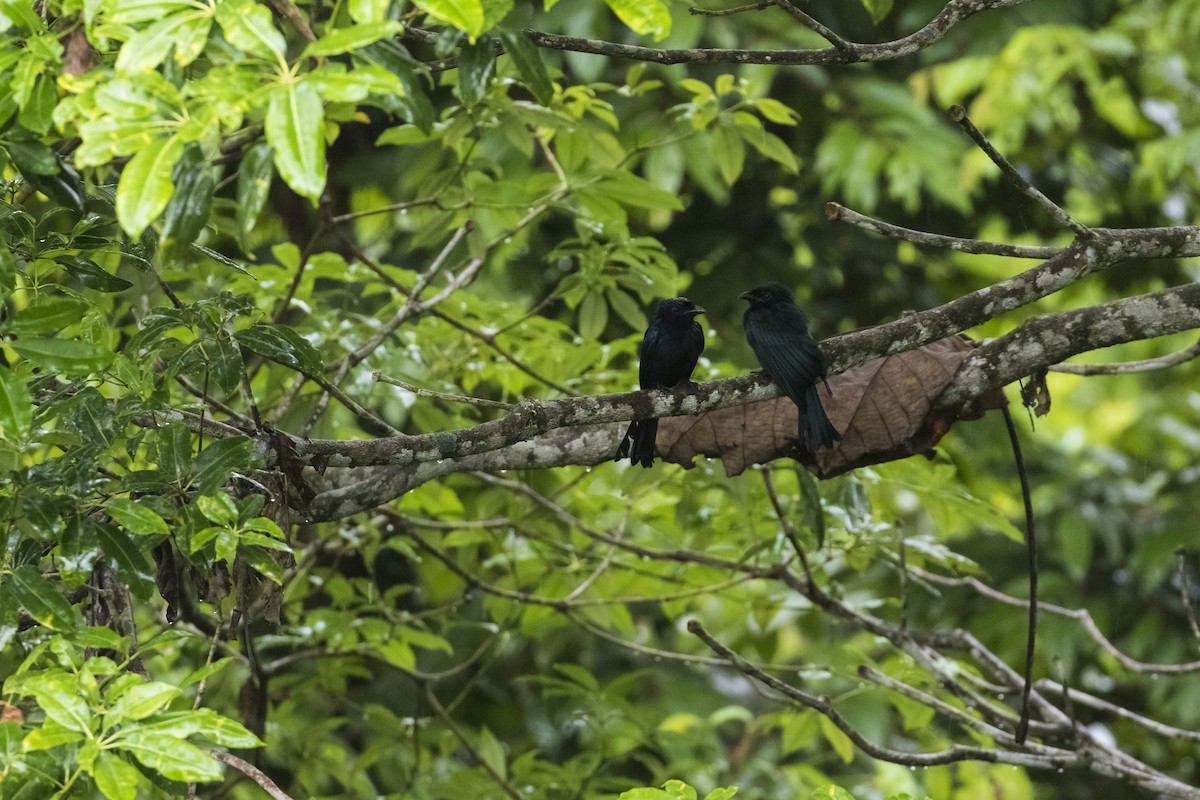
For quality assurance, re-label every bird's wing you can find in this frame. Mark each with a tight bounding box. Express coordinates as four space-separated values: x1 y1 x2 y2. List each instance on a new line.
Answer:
749 321 826 391
638 321 664 389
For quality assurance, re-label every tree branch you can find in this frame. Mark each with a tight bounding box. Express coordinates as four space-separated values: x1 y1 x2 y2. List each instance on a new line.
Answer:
523 0 1034 65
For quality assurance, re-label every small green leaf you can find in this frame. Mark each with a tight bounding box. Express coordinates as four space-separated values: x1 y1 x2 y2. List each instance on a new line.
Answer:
196 493 238 527
817 716 856 764
712 124 745 186
59 256 134 293
116 12 213 74
457 36 495 107
739 126 799 173
6 137 60 175
0 0 43 31
411 0 484 39
234 323 324 374
17 74 56 134
29 685 92 732
105 682 180 725
500 30 553 105
216 0 286 60
590 170 684 211
0 365 33 441
116 134 184 238
303 20 404 57
106 499 171 536
755 97 799 126
605 287 647 331
154 422 192 484
191 437 253 495
22 719 87 750
10 338 113 376
92 751 142 800
604 0 670 40
236 143 274 246
577 291 607 339
348 0 390 23
265 80 326 202
114 731 223 782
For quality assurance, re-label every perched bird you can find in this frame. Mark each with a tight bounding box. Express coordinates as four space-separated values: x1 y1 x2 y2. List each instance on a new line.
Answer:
616 297 706 467
740 282 840 452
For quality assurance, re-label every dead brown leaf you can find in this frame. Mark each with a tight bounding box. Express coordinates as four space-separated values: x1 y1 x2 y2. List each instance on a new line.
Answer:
658 336 1005 478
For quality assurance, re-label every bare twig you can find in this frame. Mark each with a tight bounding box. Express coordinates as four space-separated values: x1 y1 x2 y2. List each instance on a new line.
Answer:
825 202 1063 259
948 105 1091 237
771 0 852 51
1050 337 1200 375
689 1 772 16
206 750 295 800
374 374 514 409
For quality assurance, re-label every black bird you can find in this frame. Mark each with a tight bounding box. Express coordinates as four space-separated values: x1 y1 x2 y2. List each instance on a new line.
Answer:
616 297 706 467
740 282 840 452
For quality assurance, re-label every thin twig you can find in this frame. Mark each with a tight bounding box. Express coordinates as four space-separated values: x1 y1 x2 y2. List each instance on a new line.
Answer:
422 684 523 800
761 467 814 585
771 0 852 50
948 105 1091 237
1002 404 1038 744
689 1 771 16
825 202 1062 258
1050 338 1200 375
206 750 295 800
374 374 514 409
1035 680 1200 744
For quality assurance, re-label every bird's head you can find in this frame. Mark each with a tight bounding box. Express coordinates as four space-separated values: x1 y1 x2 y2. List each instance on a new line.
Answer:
739 282 795 308
657 297 705 320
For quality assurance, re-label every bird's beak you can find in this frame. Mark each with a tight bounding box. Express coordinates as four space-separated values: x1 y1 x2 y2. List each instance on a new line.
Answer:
691 305 705 316
738 291 751 300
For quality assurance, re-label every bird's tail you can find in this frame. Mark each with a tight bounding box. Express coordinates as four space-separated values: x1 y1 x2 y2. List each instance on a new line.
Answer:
799 385 840 453
614 419 659 467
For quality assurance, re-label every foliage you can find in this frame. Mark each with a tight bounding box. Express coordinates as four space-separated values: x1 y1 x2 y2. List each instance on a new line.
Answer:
1 0 1199 798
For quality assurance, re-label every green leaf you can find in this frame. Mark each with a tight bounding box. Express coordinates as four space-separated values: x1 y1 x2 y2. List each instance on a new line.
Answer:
704 789 737 800
817 716 856 764
116 12 213 74
0 0 42 31
105 682 180 725
179 658 234 689
712 124 745 186
739 126 799 173
236 143 274 246
106 499 171 537
590 171 684 211
114 731 223 782
605 287 647 331
348 0 390 23
94 524 157 599
5 297 89 335
604 0 670 41
216 0 286 60
154 422 192 484
234 323 324 374
58 256 133 292
116 134 184 238
859 0 893 25
17 75 56 134
577 291 607 339
10 338 113 376
92 751 142 800
303 21 404 57
457 37 495 107
265 80 326 202
500 30 553 105
29 685 92 732
197 493 238 527
477 726 506 780
159 143 215 254
755 97 799 126
411 0 484 40
22 719 87 750
190 437 253 495
6 137 60 175
0 365 33 441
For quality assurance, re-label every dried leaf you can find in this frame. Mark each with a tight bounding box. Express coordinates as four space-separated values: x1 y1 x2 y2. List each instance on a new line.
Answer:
658 337 1005 478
